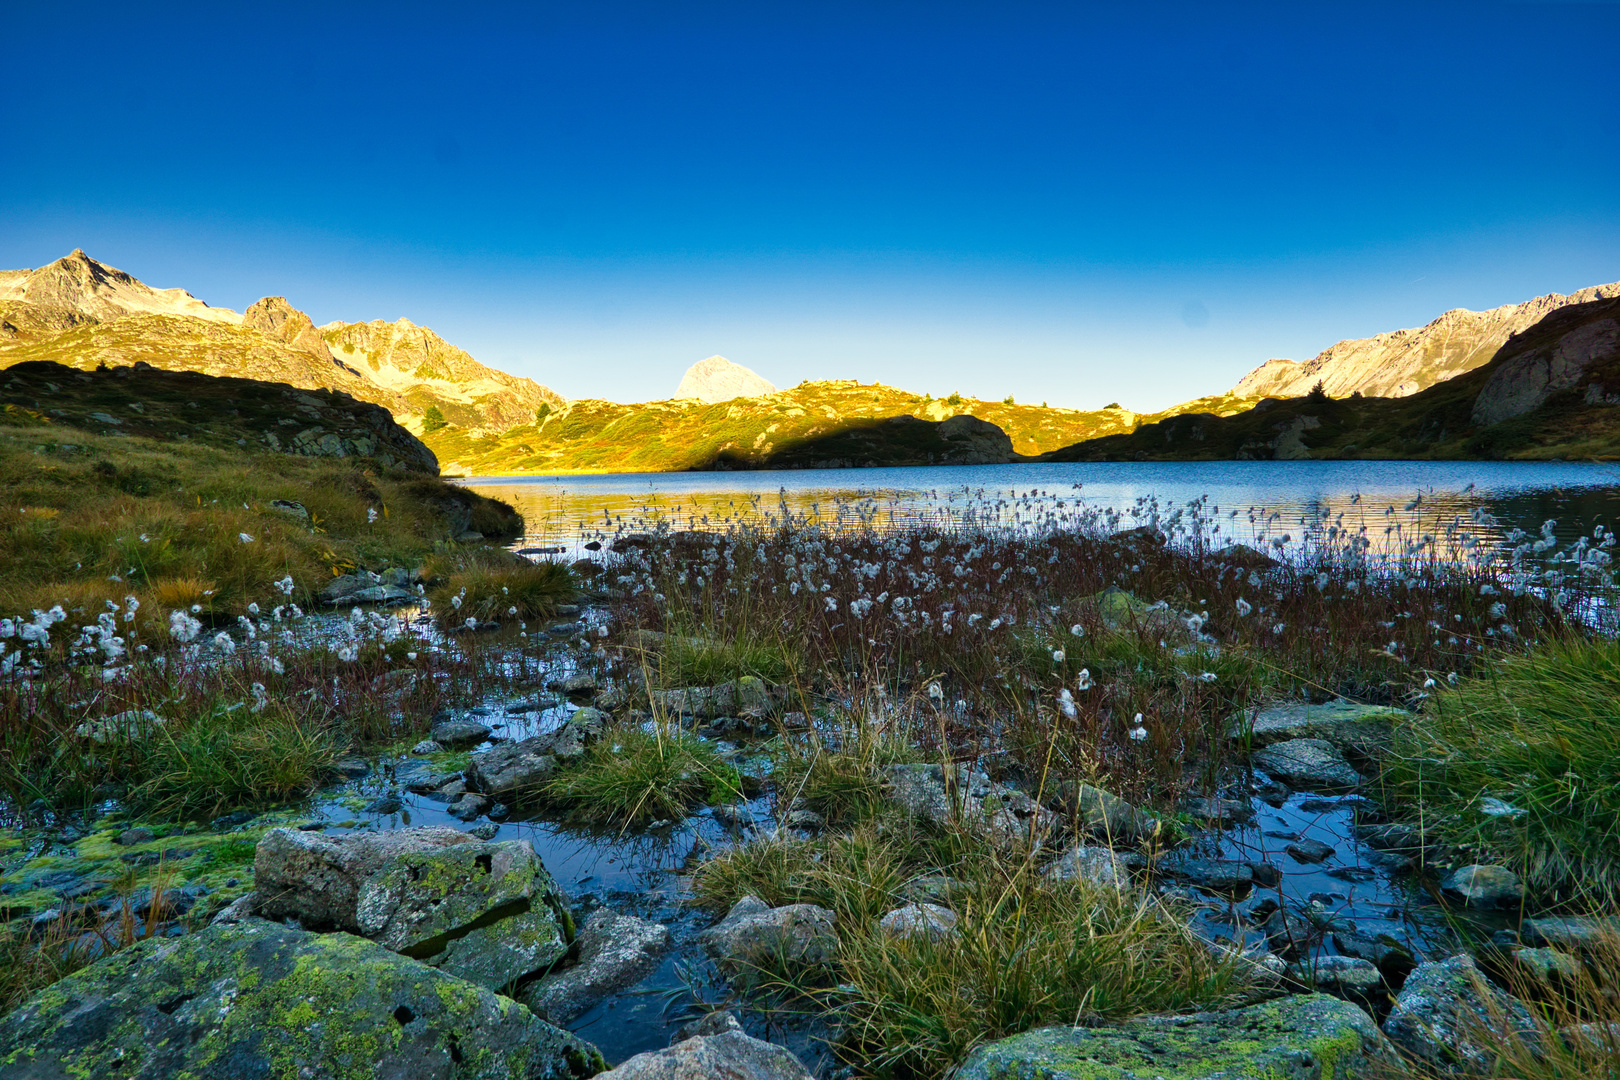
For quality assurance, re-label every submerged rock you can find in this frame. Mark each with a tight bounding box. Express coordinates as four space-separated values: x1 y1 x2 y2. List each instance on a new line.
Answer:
1382 953 1537 1074
956 992 1397 1079
517 909 671 1025
254 827 571 991
0 920 602 1080
1251 738 1363 792
886 763 1056 852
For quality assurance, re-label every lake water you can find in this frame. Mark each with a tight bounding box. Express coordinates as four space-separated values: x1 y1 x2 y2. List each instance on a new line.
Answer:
461 460 1620 557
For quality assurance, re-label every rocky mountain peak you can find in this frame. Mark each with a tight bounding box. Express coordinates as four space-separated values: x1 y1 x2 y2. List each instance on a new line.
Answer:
0 250 240 325
244 296 336 363
674 355 777 403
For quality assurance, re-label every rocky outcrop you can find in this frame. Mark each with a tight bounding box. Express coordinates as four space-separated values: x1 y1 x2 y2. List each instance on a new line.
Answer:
1231 280 1620 400
1234 700 1404 757
243 296 341 364
956 993 1398 1079
0 920 603 1080
253 827 572 991
1470 300 1620 425
674 355 777 403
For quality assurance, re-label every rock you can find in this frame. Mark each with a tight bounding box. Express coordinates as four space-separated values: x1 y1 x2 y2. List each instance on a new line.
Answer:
1047 781 1158 843
1261 907 1323 961
74 709 163 744
429 717 492 748
116 827 154 846
465 709 609 801
1286 838 1336 864
898 875 965 906
446 793 492 821
1332 931 1413 975
1235 700 1404 755
411 739 443 755
699 896 837 981
516 909 672 1025
253 828 571 991
331 755 371 778
1042 845 1143 888
955 992 1398 1080
1179 795 1254 826
1210 543 1280 569
1521 915 1620 950
208 893 257 925
1291 954 1384 1001
403 768 462 795
466 823 500 840
558 673 597 696
672 1009 743 1043
1472 307 1620 426
650 677 774 720
1161 857 1255 895
319 572 376 604
1440 864 1523 908
1251 738 1363 792
364 795 403 815
268 498 309 520
711 804 753 829
781 808 824 831
595 1026 814 1080
886 763 1056 852
0 920 601 1080
878 903 957 941
1510 946 1582 985
1382 954 1537 1074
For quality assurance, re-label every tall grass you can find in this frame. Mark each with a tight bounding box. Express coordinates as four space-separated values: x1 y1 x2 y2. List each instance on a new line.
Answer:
539 721 742 827
426 546 576 627
1381 634 1620 908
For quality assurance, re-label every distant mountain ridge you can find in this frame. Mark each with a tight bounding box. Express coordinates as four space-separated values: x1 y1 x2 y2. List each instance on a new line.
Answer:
0 251 563 435
1232 280 1620 400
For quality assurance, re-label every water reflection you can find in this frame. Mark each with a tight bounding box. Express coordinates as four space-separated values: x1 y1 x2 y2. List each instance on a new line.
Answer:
461 460 1620 558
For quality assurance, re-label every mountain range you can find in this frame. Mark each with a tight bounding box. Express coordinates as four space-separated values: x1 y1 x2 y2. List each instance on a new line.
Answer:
0 251 562 436
2 249 1617 471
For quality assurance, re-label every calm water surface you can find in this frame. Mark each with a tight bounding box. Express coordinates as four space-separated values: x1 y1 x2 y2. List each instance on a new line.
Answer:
462 460 1620 554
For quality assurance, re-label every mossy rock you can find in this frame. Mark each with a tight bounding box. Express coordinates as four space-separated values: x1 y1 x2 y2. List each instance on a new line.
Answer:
955 993 1397 1079
0 920 604 1080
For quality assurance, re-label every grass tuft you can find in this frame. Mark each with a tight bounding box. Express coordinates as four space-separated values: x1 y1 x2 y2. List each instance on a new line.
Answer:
540 722 740 827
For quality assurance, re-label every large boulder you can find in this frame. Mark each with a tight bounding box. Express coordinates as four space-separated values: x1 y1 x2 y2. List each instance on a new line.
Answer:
254 827 572 991
0 920 603 1080
516 909 672 1025
699 896 837 982
594 1016 813 1079
956 993 1398 1080
1382 954 1537 1074
1234 700 1405 756
1251 738 1364 792
885 763 1056 852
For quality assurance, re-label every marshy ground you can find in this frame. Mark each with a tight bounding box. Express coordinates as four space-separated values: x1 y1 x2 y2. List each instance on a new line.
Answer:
2 447 1618 1078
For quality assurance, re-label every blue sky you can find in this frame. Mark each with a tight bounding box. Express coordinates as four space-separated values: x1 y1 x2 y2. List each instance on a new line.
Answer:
3 2 1618 410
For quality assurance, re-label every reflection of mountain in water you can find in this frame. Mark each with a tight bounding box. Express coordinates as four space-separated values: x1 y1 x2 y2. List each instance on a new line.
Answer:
461 460 1620 560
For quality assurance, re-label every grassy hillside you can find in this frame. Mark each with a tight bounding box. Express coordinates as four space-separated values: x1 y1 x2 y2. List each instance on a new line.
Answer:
0 364 521 619
1047 297 1620 462
423 380 1261 475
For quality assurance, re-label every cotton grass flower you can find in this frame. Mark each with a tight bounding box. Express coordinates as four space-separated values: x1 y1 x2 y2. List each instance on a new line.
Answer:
1056 688 1077 720
1128 714 1148 741
1075 668 1092 691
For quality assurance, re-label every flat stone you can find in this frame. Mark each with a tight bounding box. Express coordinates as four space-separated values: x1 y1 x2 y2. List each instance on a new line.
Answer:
1291 954 1383 999
1511 946 1582 985
1178 795 1254 826
116 827 155 846
410 739 443 755
1522 915 1620 950
446 794 491 821
0 921 602 1080
465 708 609 801
1161 857 1255 894
516 909 671 1025
955 993 1398 1080
1440 864 1523 908
878 903 958 941
428 718 493 748
1251 738 1363 792
1234 699 1405 755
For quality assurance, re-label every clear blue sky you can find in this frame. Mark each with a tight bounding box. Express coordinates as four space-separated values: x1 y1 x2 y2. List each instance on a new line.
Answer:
4 2 1617 410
